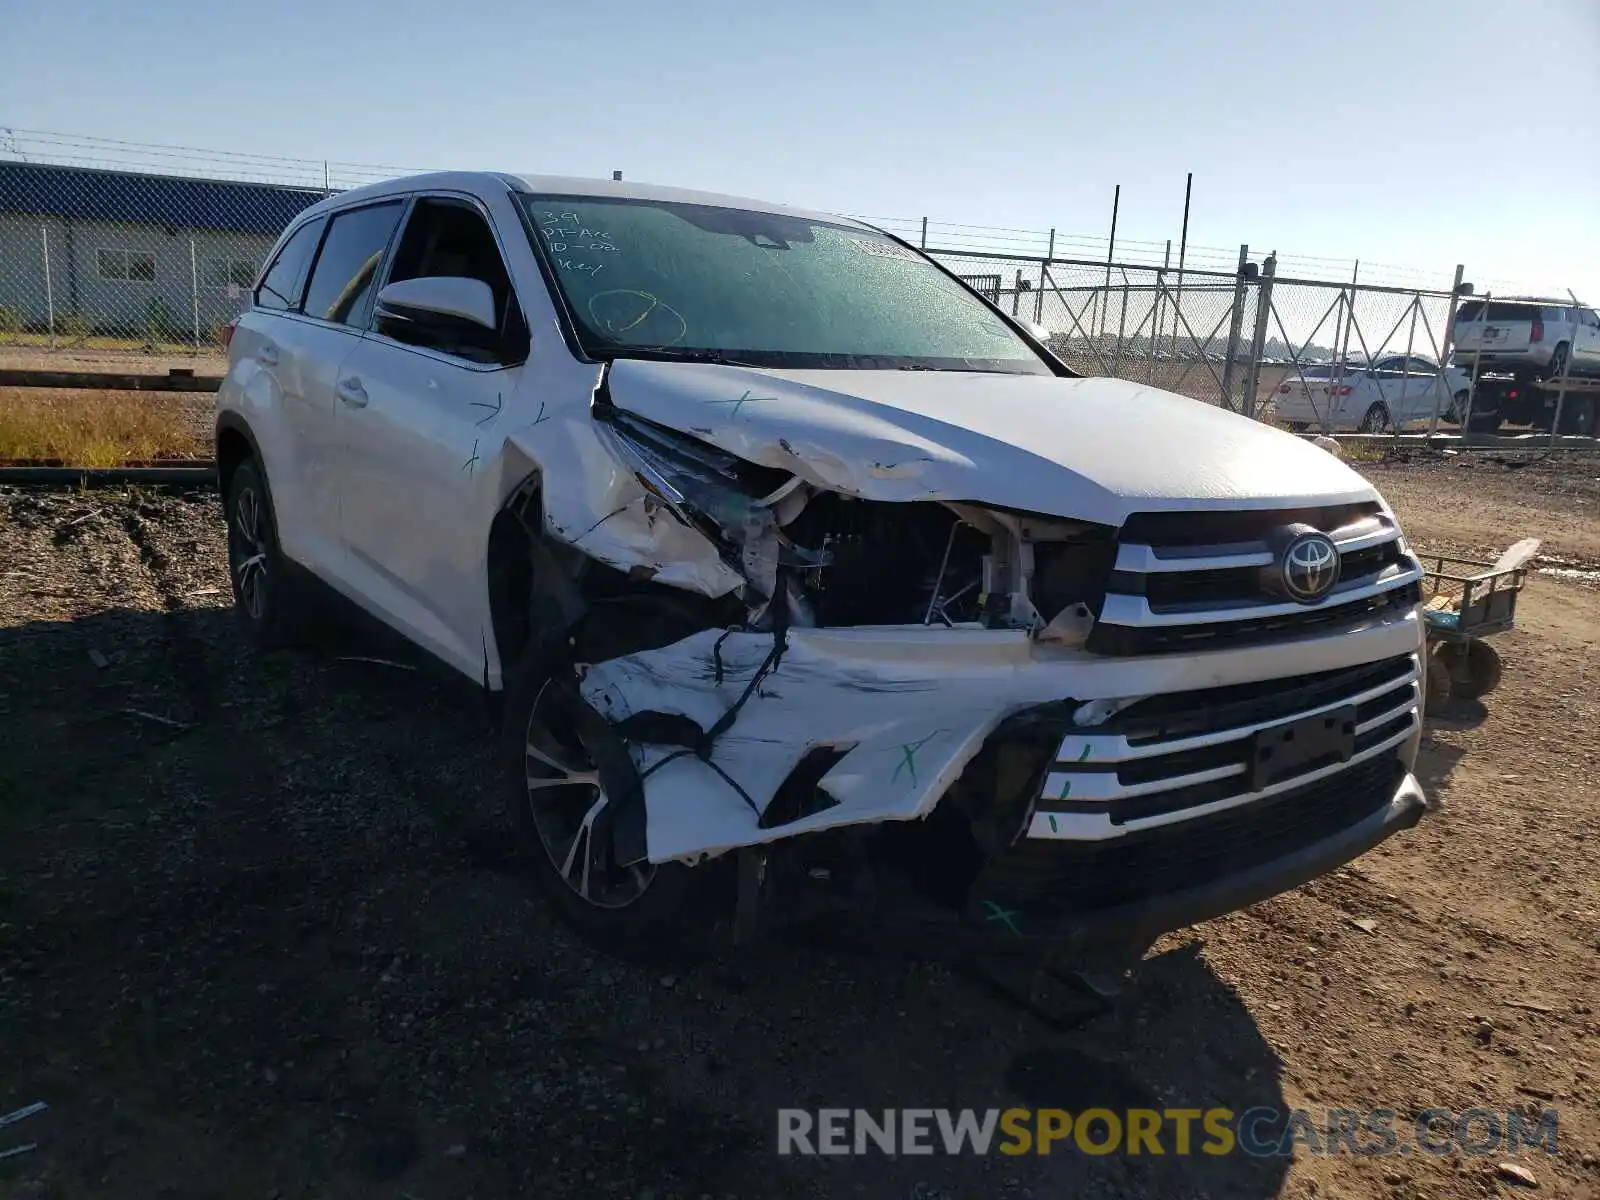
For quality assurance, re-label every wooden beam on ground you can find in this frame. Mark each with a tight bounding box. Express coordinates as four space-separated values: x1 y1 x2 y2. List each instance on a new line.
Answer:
0 368 223 393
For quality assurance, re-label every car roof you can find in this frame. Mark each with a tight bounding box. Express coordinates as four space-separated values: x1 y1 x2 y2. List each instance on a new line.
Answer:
290 169 864 230
1464 296 1576 307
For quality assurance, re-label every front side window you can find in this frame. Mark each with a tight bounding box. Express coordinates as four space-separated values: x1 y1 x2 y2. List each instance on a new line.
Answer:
517 194 1052 374
97 247 155 283
378 197 526 362
302 201 405 327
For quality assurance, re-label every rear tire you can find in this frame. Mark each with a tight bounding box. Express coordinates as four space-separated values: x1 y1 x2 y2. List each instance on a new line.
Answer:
1542 342 1570 383
503 649 690 951
225 458 306 646
1465 406 1503 434
1358 403 1390 433
1556 394 1597 437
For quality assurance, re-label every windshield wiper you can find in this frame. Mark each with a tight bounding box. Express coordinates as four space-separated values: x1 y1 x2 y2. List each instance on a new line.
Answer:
595 344 764 368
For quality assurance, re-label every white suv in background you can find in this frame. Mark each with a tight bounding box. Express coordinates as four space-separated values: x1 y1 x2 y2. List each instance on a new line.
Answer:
1451 298 1600 381
215 172 1428 969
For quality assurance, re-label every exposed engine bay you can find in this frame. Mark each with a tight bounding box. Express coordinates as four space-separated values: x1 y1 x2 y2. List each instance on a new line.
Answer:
595 408 1114 642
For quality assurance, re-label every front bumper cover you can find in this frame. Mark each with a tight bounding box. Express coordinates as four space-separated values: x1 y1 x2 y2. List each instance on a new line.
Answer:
842 768 1427 960
1046 770 1426 951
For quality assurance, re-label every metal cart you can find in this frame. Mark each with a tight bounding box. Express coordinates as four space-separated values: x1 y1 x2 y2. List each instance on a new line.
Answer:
1418 539 1538 706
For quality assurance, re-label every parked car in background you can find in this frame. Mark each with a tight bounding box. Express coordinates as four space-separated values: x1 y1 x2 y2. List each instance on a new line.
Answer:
1273 355 1470 432
1451 298 1600 381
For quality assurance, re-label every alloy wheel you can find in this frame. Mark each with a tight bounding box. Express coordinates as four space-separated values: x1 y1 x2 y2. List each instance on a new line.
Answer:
523 680 655 909
230 485 269 620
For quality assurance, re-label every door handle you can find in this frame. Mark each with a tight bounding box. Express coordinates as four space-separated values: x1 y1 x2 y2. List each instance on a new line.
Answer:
258 344 279 366
336 376 368 408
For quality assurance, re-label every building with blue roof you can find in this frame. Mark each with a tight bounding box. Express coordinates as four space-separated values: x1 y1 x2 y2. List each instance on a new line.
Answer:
0 161 326 339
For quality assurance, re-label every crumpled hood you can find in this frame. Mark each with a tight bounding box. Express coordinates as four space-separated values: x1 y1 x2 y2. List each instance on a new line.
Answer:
606 360 1377 525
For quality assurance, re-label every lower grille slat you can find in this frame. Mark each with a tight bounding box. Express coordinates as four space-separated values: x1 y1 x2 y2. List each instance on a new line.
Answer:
983 756 1403 913
1036 654 1419 824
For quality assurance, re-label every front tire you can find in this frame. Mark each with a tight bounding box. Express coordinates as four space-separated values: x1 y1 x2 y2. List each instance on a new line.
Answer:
503 650 689 950
225 458 305 645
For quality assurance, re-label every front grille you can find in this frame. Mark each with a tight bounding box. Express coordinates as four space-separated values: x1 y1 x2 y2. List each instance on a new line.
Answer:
1117 504 1380 546
1089 504 1421 656
979 754 1403 913
1088 584 1420 656
1129 541 1403 612
1034 652 1419 824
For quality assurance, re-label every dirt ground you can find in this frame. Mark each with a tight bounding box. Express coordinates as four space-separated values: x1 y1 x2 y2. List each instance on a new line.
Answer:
1 456 1597 1199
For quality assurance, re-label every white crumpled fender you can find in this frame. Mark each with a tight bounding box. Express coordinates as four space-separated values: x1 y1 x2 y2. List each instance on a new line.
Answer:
502 401 745 598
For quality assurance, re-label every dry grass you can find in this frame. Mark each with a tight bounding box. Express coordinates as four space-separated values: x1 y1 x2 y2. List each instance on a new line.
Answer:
0 389 209 466
1 330 223 358
0 344 220 466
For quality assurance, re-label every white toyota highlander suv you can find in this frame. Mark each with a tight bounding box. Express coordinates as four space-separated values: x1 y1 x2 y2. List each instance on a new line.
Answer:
215 172 1429 967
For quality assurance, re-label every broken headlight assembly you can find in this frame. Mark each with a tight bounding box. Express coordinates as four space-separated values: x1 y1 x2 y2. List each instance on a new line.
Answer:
597 409 1114 636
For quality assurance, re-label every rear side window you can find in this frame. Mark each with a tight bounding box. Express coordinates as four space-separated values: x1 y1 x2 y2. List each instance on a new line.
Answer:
1456 301 1542 323
302 202 406 327
254 218 324 312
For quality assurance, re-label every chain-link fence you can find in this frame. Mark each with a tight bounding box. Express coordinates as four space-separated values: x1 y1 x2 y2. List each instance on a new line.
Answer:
5 138 1591 442
0 159 325 362
1250 270 1465 436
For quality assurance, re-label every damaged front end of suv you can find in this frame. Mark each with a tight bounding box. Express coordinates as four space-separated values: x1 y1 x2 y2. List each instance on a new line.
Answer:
495 357 1427 966
481 185 1426 967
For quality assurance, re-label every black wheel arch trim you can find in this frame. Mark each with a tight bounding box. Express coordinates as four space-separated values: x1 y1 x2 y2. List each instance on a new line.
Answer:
213 413 286 554
214 411 266 493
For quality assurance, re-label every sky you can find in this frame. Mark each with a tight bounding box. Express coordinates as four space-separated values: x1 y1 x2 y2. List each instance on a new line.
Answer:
2 0 1597 299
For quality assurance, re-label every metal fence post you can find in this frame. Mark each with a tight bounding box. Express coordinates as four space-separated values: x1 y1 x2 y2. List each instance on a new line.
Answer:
1460 289 1490 434
1115 273 1130 365
1243 253 1277 420
1427 265 1466 438
920 217 927 250
1394 297 1420 440
1220 244 1250 411
189 236 202 350
1152 241 1171 354
1146 270 1164 384
40 224 55 348
1548 354 1572 444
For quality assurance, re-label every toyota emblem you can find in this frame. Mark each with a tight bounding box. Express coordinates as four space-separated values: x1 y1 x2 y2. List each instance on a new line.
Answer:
1280 532 1341 602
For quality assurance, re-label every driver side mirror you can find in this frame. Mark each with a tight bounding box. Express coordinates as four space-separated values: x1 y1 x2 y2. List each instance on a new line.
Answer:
375 276 502 357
